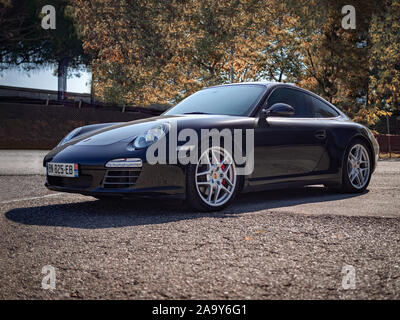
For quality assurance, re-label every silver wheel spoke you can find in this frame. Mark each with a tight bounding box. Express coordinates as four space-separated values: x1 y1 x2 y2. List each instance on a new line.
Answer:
224 176 234 187
349 170 357 182
214 187 221 204
200 153 211 166
357 172 364 184
354 174 361 185
207 186 214 202
355 146 361 161
211 150 219 165
197 170 211 177
221 185 232 195
197 181 211 186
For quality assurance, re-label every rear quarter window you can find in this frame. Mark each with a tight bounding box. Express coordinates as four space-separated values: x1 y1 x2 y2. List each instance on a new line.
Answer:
310 96 339 118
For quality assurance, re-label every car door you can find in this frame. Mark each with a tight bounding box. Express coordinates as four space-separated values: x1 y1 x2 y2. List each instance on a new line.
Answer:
250 87 328 185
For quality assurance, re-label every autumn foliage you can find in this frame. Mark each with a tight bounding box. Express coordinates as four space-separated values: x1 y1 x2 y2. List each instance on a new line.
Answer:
2 0 397 127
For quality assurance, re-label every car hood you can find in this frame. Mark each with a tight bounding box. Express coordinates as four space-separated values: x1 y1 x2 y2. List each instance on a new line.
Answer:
44 113 254 164
72 114 253 147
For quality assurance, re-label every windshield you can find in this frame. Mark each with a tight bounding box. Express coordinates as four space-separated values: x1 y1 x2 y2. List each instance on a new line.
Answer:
165 85 266 116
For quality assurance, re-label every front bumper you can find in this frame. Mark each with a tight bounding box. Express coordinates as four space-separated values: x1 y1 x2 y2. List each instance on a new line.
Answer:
45 163 186 198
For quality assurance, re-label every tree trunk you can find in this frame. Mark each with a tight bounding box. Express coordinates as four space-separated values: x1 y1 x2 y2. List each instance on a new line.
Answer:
90 73 95 105
57 57 69 101
230 46 234 83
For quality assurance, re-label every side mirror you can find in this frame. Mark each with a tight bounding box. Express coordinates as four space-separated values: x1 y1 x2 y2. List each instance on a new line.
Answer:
262 103 295 118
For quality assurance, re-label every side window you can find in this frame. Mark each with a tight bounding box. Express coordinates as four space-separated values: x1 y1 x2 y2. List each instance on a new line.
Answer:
266 88 313 118
310 96 339 118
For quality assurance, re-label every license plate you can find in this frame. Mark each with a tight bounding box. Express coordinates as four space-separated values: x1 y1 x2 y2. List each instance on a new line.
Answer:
47 163 79 178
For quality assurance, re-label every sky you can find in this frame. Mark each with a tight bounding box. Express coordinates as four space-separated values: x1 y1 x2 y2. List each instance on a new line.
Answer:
0 65 91 93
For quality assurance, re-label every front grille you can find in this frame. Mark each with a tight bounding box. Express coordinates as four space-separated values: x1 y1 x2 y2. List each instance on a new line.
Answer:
102 169 141 189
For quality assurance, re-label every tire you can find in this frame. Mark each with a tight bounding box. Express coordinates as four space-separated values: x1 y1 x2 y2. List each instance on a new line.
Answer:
185 146 239 211
339 139 372 193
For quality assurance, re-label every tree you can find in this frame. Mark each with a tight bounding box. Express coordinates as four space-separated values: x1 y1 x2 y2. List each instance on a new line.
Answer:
72 0 302 105
184 0 303 84
369 0 400 119
287 0 386 125
71 0 398 129
0 0 89 99
0 0 45 67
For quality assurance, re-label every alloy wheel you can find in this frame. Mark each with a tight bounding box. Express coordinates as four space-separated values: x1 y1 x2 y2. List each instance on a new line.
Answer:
195 147 237 207
347 144 370 189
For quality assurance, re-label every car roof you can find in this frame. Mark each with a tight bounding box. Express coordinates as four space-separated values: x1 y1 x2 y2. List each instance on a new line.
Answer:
208 81 290 88
208 81 298 90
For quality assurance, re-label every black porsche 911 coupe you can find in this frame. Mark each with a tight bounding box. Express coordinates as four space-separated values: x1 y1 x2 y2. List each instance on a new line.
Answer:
44 82 379 211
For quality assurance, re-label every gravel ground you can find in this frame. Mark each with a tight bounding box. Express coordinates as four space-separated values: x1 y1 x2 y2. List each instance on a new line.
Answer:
0 160 399 299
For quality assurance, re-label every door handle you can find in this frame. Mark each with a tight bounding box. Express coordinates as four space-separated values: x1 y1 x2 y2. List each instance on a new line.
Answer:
314 130 327 140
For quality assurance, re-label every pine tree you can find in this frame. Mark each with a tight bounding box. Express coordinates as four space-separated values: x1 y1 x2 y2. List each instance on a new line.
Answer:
0 0 89 98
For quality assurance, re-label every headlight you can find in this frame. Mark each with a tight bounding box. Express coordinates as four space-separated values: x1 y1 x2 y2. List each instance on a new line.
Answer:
57 127 82 147
132 123 170 149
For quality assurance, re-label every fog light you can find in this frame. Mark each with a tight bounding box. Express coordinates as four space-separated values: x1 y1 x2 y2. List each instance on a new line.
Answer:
105 158 142 168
